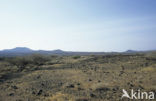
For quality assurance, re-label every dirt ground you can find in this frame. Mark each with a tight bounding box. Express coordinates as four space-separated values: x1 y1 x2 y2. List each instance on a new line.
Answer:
0 53 156 101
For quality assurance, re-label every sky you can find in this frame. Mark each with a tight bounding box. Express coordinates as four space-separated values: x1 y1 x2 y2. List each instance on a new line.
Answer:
0 0 156 52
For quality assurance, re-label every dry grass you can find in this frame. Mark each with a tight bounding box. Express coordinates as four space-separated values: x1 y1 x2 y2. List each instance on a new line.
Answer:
0 53 156 101
48 92 75 101
141 66 156 72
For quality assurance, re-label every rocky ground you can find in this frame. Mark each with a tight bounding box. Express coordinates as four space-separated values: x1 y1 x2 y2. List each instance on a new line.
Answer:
0 53 156 101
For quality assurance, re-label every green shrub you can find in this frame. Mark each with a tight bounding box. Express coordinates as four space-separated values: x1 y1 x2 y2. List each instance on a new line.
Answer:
5 54 50 71
72 56 81 59
6 57 32 71
30 54 50 65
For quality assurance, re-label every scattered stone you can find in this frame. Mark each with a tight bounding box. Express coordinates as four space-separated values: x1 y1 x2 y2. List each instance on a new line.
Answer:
58 82 63 86
83 70 87 73
112 86 119 91
32 91 36 94
89 88 92 90
16 99 22 101
41 83 44 86
37 75 41 79
139 81 143 83
66 84 75 88
9 93 14 96
127 82 134 87
37 90 43 95
98 80 101 82
88 79 92 81
138 85 144 89
90 93 96 98
44 93 49 97
76 98 88 101
96 87 110 92
78 87 84 91
11 85 18 89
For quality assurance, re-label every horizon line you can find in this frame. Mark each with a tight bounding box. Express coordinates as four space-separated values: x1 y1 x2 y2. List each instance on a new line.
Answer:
0 47 156 53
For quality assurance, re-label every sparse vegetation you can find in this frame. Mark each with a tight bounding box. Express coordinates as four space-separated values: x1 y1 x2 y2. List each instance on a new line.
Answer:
3 54 51 71
72 56 81 59
0 52 156 101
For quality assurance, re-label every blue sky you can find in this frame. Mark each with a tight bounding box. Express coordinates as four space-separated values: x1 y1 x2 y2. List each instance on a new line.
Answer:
0 0 156 52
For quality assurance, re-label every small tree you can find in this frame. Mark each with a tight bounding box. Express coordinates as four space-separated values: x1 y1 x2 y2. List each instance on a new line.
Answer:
6 57 32 71
31 54 50 65
72 56 81 59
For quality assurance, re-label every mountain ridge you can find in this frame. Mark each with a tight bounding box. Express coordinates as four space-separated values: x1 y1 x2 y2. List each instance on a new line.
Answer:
0 47 155 57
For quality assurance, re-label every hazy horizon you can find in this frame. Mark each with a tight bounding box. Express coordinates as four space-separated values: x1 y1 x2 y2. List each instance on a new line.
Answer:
0 46 156 53
0 0 156 52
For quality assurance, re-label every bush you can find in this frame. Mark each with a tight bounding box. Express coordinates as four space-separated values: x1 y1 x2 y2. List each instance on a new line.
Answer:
31 54 50 65
72 56 81 59
0 57 5 61
5 54 50 71
6 57 32 71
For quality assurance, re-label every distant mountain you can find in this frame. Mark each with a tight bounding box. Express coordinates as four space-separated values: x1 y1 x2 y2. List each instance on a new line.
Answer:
0 47 155 57
125 50 138 53
2 47 33 53
0 47 107 57
0 47 67 57
124 49 156 53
